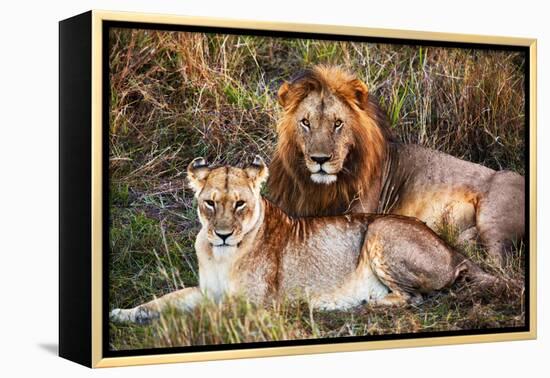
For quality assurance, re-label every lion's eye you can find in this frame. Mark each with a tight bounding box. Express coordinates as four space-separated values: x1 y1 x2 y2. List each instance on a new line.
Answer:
300 118 310 131
235 200 246 210
334 119 343 131
204 200 215 209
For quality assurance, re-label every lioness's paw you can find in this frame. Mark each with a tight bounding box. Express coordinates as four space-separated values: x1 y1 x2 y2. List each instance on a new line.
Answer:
133 306 160 325
109 307 159 324
311 297 353 311
109 308 131 323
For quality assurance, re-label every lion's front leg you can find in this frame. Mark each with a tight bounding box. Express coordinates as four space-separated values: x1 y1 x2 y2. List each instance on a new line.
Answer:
476 171 525 266
110 287 203 324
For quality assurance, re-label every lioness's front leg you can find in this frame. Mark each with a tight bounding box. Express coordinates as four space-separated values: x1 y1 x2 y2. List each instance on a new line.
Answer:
110 287 202 324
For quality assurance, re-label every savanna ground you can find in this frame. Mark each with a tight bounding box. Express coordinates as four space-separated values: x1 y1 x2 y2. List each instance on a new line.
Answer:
108 27 526 350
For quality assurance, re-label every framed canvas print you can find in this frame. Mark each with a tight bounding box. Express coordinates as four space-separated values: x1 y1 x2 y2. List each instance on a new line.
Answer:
59 10 537 368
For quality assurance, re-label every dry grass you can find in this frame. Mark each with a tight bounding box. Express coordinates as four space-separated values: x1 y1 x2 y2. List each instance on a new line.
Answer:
108 27 526 351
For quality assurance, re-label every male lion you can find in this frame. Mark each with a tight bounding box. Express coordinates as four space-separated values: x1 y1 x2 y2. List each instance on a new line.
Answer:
110 156 499 324
268 65 525 265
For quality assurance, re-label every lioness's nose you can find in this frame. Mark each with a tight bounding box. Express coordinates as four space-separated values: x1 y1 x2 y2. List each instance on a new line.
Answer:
215 230 233 242
310 155 332 164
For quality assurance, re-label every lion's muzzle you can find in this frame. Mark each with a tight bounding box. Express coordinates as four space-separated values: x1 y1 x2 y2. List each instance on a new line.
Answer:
306 155 339 185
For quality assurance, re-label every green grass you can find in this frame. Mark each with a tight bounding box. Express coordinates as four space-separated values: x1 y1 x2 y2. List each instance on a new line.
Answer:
110 269 524 350
108 28 526 351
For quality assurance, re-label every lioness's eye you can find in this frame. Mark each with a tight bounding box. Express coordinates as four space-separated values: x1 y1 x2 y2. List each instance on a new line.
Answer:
204 200 215 209
334 119 343 130
300 118 310 130
235 200 246 209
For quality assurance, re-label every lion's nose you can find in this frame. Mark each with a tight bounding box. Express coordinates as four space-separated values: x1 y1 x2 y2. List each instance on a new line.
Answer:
215 230 233 242
310 155 332 164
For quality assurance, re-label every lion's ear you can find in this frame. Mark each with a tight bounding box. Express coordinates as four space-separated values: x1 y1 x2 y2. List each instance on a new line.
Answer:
187 157 210 194
349 78 370 110
277 81 291 109
278 72 319 111
245 155 269 191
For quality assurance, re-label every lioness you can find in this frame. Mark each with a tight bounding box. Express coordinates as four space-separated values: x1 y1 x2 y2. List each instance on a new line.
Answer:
268 65 525 265
110 156 498 324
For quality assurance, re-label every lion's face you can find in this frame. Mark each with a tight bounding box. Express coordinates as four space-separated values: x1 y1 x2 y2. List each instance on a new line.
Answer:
277 66 375 186
291 91 356 184
187 156 267 255
269 65 388 217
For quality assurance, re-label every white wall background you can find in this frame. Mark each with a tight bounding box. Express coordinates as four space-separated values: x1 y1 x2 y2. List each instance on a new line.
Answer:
0 0 547 376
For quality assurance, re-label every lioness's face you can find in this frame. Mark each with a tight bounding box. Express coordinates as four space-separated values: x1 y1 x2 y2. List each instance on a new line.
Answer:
187 157 268 255
292 91 355 184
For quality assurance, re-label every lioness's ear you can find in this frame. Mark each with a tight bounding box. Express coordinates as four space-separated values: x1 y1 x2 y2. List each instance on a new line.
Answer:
349 78 369 110
245 155 269 190
187 157 210 194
